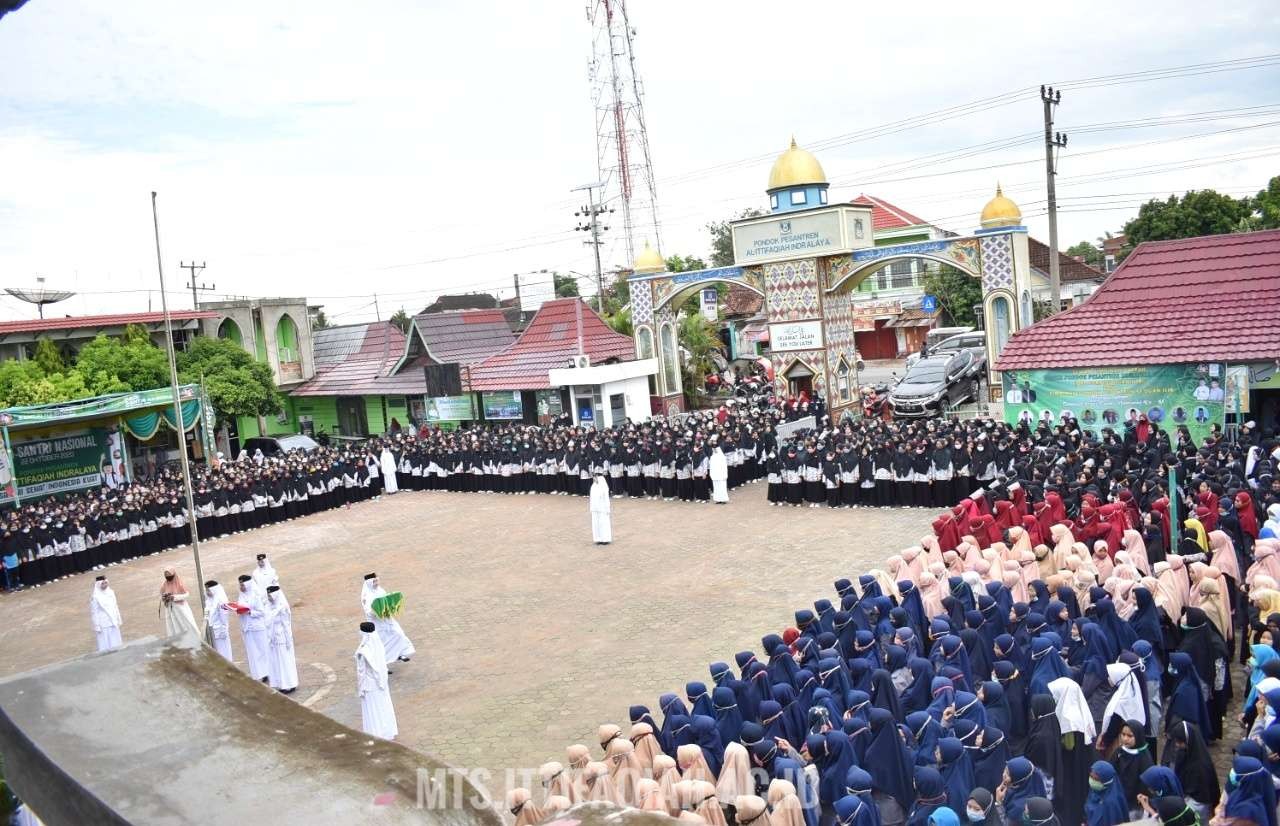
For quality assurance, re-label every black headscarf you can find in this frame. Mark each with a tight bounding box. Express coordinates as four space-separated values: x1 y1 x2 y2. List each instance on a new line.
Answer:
1152 796 1199 826
1110 718 1155 808
1160 719 1220 806
1023 694 1066 805
965 788 1001 826
868 668 904 721
1177 606 1231 701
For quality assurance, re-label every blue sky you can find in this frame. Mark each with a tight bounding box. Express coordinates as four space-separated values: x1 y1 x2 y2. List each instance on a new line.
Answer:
1 1 1277 323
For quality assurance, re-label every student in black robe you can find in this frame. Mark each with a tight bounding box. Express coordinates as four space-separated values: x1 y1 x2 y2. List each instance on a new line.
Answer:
822 450 841 509
892 445 914 508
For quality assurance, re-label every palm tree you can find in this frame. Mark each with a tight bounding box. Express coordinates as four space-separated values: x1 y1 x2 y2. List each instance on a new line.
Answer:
678 313 720 399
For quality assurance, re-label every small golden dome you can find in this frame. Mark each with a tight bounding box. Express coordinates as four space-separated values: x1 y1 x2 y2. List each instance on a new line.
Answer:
632 241 665 274
767 137 827 192
980 184 1023 228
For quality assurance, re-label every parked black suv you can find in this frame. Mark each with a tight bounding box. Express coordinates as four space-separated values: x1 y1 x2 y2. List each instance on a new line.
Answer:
888 351 980 418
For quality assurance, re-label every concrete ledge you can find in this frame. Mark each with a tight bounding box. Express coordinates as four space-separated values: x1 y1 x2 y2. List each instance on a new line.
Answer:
0 632 502 826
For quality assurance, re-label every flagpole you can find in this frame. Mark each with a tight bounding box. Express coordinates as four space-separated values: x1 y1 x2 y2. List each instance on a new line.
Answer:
151 192 207 615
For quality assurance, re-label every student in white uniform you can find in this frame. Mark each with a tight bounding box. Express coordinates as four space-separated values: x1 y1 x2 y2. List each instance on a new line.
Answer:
250 553 279 593
89 575 123 652
235 574 271 682
264 585 299 693
710 445 730 504
203 579 234 661
356 620 398 740
589 472 612 545
360 572 415 663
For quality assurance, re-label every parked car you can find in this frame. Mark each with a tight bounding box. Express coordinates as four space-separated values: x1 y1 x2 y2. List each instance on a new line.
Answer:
240 434 321 456
907 330 988 375
888 351 980 418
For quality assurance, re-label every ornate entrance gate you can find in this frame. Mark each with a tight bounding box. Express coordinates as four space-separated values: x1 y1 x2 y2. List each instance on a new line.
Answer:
629 140 1033 414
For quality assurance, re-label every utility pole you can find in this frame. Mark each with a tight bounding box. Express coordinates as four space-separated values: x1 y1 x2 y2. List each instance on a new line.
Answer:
1040 85 1068 314
572 181 611 314
151 194 206 616
179 261 213 310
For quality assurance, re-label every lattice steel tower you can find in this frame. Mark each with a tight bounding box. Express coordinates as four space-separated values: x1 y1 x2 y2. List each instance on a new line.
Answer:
586 0 661 267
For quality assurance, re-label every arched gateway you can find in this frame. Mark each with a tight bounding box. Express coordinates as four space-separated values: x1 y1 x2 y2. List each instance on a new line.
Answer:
628 139 1033 415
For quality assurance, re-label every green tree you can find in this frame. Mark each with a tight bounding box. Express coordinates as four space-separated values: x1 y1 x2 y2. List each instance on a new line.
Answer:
1254 174 1280 229
1065 241 1102 268
706 208 765 267
73 331 169 395
605 306 632 337
177 336 283 427
390 307 412 334
553 273 580 297
1123 188 1252 246
665 254 706 273
32 338 64 375
310 308 330 330
678 313 721 398
920 264 982 327
0 360 45 407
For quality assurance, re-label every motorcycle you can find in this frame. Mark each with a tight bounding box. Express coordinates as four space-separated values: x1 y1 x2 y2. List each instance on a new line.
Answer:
861 383 892 421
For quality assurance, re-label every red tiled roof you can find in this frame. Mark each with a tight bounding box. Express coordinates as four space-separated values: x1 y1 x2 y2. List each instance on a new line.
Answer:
1028 237 1105 284
292 322 427 397
0 310 217 335
850 194 928 231
722 284 764 317
995 229 1280 370
468 298 636 391
415 309 516 365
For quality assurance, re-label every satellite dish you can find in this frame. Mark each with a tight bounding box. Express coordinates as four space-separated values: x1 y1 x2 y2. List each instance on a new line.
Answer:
5 277 76 318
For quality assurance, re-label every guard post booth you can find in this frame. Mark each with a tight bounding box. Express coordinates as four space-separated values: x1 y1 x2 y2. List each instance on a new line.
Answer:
0 385 213 508
548 358 660 429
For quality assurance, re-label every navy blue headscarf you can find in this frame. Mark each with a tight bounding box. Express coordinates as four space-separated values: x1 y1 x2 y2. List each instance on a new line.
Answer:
906 710 943 767
931 634 973 691
686 680 715 718
820 657 853 709
1002 757 1047 826
659 693 689 755
795 668 818 714
971 724 1009 792
992 660 1028 744
1225 756 1278 826
1085 760 1130 826
901 657 935 715
936 736 975 813
1028 636 1071 697
809 730 858 807
759 699 787 743
869 668 904 720
767 637 802 688
848 658 873 694
1165 651 1212 736
1128 587 1163 654
835 767 881 826
864 707 915 811
691 714 724 776
926 676 955 723
815 598 837 635
713 685 744 747
978 680 1011 733
835 610 858 659
898 580 928 637
1093 597 1138 652
906 766 947 826
953 690 987 728
772 682 807 748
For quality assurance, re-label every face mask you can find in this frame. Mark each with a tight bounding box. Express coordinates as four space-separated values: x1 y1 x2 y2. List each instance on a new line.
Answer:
1088 778 1105 791
967 809 985 822
1228 769 1238 786
1121 745 1142 755
1249 658 1257 668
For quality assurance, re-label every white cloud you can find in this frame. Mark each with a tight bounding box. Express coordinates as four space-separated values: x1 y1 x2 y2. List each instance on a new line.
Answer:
0 0 1277 321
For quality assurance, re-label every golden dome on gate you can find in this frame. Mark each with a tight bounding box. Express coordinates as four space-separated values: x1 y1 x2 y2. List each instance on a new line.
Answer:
980 184 1023 228
633 241 665 274
767 137 827 191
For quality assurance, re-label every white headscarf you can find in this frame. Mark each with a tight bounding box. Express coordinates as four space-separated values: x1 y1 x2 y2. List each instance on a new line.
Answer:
1101 662 1146 734
205 582 230 615
91 579 122 626
1048 676 1097 740
356 626 389 690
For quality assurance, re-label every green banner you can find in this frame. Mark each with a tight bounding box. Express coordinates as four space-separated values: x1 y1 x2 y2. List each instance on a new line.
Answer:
1000 364 1225 443
426 395 475 422
2 426 122 504
0 384 201 428
481 391 523 421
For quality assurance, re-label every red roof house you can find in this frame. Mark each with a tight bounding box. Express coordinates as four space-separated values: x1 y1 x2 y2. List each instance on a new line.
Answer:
849 194 929 231
291 322 418 397
467 298 635 391
995 229 1280 370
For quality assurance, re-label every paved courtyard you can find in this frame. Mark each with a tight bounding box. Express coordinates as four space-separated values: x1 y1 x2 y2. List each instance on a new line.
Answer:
0 484 933 795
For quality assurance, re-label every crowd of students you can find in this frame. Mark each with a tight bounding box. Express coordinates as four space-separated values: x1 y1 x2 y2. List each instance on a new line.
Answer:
504 415 1280 826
